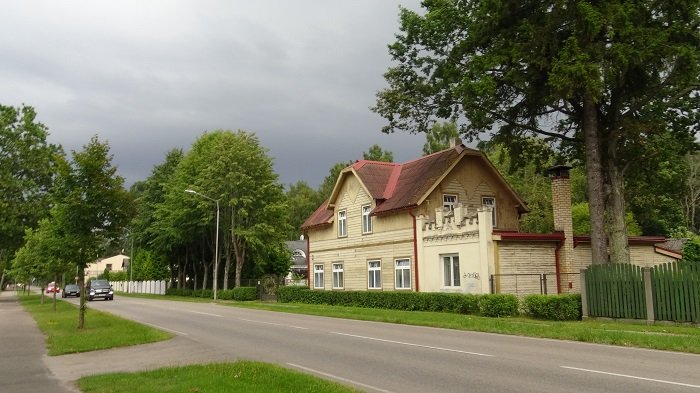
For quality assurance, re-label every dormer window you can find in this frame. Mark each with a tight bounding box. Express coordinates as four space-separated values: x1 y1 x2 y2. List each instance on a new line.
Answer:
443 194 457 212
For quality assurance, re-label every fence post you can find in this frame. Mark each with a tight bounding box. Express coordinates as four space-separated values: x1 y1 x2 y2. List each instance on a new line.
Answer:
489 275 495 294
643 267 655 324
580 269 588 319
542 274 548 295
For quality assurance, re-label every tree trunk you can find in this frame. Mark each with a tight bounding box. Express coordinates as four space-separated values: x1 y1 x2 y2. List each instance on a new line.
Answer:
234 246 245 288
52 273 57 313
78 267 85 329
0 269 5 291
607 159 630 264
223 239 231 290
583 96 608 264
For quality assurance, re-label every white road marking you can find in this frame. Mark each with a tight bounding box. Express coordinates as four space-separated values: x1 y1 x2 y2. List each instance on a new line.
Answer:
239 318 308 330
331 332 493 357
561 366 700 389
139 322 189 336
185 310 223 317
287 363 393 393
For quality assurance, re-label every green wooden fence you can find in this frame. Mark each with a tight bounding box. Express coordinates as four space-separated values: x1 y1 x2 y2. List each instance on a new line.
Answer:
585 263 646 319
651 261 700 323
583 261 700 323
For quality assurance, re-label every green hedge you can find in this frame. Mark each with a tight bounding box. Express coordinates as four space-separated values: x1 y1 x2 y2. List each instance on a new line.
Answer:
478 294 519 317
523 294 581 320
166 287 258 301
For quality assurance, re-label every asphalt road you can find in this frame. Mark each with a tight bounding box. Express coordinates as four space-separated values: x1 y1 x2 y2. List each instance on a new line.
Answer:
66 296 700 393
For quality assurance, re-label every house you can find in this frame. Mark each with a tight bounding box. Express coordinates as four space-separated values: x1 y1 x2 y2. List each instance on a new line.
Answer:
301 141 679 295
285 239 308 280
85 254 129 278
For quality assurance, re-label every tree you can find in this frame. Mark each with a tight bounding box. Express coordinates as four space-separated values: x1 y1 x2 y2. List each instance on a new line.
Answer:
374 2 700 264
0 104 63 289
286 181 321 240
423 122 459 155
363 144 394 162
683 154 700 232
51 136 131 328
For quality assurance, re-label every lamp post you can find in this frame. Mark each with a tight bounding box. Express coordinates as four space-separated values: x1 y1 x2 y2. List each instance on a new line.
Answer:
185 189 220 301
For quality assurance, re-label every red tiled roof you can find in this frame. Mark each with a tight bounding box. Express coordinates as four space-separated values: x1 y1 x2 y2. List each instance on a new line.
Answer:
301 144 526 229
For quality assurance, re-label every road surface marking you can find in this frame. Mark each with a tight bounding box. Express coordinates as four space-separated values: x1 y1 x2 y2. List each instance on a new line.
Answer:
140 322 188 336
331 332 493 357
287 363 393 393
561 366 700 389
239 318 308 330
185 310 223 317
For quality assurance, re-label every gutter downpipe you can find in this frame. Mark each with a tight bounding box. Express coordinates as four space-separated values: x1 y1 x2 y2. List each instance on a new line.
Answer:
409 210 419 292
554 235 562 294
305 231 311 289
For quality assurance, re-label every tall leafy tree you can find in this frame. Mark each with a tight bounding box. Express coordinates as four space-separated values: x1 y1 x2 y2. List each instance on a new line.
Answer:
0 104 63 288
423 122 459 155
286 181 321 240
51 136 131 328
363 144 394 162
374 1 700 264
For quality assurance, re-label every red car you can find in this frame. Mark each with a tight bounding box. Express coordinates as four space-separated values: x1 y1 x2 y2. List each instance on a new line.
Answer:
45 282 60 294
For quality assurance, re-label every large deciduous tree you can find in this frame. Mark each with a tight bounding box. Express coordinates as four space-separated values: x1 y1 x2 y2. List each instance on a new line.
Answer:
374 1 700 264
423 122 459 155
0 104 63 288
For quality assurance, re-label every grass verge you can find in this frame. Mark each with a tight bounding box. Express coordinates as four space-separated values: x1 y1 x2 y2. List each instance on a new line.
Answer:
77 361 360 393
19 294 172 355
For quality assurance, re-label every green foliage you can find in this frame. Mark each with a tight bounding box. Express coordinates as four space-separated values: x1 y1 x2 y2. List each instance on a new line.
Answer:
166 286 258 301
362 144 394 162
682 237 700 264
423 122 459 155
132 249 169 281
108 271 128 281
572 202 642 236
285 181 320 240
522 295 582 321
477 294 519 318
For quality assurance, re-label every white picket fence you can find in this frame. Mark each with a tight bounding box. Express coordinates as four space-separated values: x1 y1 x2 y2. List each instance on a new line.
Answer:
111 280 170 295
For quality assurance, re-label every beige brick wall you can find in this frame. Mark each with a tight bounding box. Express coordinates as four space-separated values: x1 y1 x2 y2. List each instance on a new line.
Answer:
496 242 558 295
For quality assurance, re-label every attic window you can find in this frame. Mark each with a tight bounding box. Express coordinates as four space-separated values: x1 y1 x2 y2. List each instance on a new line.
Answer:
443 194 457 212
337 210 347 237
482 197 496 227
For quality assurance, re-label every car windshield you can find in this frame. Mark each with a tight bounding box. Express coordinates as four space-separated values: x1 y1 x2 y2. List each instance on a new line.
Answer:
65 285 79 291
91 281 110 289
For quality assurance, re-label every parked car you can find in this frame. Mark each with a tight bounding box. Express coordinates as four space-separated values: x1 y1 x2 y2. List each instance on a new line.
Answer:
87 279 113 301
61 284 80 298
45 282 60 294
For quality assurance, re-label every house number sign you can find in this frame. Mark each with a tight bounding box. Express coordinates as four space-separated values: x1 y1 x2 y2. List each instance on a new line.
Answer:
463 272 480 280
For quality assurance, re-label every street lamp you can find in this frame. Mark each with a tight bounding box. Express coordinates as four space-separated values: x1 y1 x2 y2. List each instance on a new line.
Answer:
185 189 220 301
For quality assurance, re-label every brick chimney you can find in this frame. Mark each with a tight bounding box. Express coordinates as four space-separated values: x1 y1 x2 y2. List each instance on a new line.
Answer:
548 165 574 293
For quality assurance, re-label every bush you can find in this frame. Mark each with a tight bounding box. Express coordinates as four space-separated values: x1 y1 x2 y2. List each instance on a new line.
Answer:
218 287 258 301
477 294 519 317
523 294 581 321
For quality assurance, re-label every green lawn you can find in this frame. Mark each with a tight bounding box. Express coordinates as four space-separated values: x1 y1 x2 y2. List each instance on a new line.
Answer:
19 294 172 355
77 361 360 393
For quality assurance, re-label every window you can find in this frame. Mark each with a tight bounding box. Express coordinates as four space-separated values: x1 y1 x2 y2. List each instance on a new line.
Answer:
443 254 461 287
368 260 381 289
482 197 496 227
332 263 344 289
337 210 347 237
395 258 411 289
313 265 324 289
106 264 113 271
443 194 458 212
362 205 373 234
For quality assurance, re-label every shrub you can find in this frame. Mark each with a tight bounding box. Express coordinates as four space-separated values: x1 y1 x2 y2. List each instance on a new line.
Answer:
523 294 581 321
478 294 519 317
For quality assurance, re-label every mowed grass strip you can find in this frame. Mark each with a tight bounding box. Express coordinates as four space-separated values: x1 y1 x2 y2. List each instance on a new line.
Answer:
19 294 171 355
228 301 700 353
77 361 360 393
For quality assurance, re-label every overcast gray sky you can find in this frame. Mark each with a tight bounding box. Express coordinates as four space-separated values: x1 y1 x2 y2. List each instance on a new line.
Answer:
2 0 426 189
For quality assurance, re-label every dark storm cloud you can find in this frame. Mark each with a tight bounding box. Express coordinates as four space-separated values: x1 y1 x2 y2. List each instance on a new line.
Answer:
1 0 425 188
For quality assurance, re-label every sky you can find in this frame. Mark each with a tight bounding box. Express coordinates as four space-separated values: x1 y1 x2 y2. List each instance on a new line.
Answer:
1 1 428 189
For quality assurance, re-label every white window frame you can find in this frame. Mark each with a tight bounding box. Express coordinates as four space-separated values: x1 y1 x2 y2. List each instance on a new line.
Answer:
313 264 324 289
368 260 381 289
395 258 411 289
482 197 496 227
361 205 373 234
332 263 344 289
337 210 347 237
443 194 458 212
442 254 461 287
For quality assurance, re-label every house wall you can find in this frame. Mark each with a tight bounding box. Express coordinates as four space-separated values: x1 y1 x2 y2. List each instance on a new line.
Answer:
308 175 415 290
415 155 520 230
495 241 558 295
629 245 677 267
85 254 128 278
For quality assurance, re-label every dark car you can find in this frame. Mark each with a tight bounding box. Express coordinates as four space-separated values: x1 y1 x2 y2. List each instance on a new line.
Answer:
61 284 80 298
87 279 114 301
